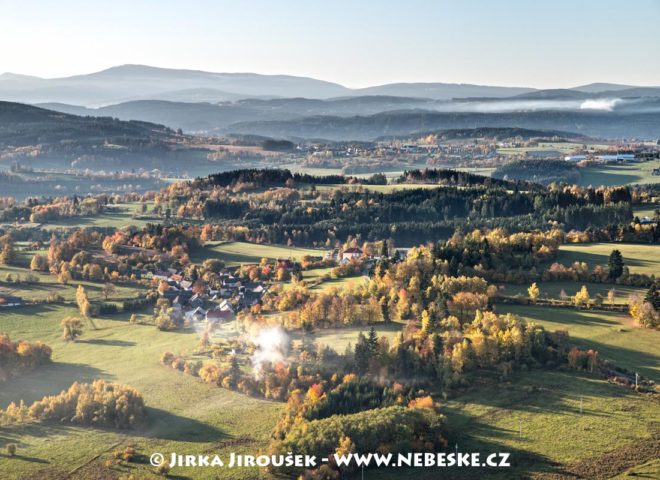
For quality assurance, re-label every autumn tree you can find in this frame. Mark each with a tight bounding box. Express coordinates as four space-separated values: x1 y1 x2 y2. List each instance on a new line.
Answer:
59 270 73 285
61 317 84 341
155 306 184 331
573 285 590 308
527 282 540 302
76 285 93 317
30 254 48 272
607 288 616 306
101 283 117 301
447 291 489 323
628 293 659 328
0 242 16 265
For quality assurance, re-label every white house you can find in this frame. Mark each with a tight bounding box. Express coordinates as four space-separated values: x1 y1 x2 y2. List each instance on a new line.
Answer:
341 247 363 261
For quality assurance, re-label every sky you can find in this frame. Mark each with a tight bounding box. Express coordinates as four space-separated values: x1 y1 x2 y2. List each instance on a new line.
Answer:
1 0 659 88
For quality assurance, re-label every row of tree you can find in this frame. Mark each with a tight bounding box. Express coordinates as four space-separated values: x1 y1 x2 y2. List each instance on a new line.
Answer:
1 380 146 429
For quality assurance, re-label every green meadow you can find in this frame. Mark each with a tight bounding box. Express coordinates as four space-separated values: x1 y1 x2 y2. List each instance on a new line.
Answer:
0 306 283 479
557 242 659 276
191 241 325 266
498 304 660 381
578 159 660 186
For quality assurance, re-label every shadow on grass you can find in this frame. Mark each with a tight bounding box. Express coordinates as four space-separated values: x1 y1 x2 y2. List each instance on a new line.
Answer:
1 303 72 318
0 407 226 444
449 369 644 417
499 305 620 328
0 421 80 449
558 247 655 271
0 452 50 464
137 407 228 443
366 414 563 480
566 338 660 382
393 369 651 480
498 305 659 380
0 362 107 408
77 339 136 347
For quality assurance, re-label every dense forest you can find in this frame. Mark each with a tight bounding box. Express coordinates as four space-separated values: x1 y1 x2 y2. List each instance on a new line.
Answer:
493 160 581 185
182 169 634 246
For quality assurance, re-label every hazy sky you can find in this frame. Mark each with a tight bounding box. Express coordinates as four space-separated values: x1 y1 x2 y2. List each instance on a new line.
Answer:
1 0 659 88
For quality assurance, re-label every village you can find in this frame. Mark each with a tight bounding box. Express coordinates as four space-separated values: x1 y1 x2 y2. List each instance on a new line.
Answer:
140 245 403 330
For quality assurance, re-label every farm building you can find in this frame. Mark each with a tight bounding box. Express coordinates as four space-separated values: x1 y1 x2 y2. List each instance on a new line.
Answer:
0 295 24 307
341 247 363 261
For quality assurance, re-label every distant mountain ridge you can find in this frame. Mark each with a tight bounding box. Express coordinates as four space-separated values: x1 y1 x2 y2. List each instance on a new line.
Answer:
7 64 657 106
0 65 350 105
3 65 659 142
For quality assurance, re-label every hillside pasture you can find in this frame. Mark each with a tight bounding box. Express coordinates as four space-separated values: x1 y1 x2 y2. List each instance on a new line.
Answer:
578 159 660 186
0 263 142 303
435 370 659 480
497 304 660 381
371 369 660 480
191 241 325 266
0 306 282 479
557 242 659 276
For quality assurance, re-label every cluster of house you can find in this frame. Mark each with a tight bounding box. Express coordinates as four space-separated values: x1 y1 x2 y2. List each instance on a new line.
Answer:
148 268 268 324
324 247 408 265
564 153 638 163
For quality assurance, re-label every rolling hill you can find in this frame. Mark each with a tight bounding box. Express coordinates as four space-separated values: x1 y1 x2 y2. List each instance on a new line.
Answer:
36 96 439 133
0 101 213 171
226 109 660 141
0 100 175 146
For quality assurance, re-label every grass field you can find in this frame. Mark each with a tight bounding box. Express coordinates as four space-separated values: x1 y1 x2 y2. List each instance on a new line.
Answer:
578 159 660 186
0 306 283 479
0 263 141 304
429 370 659 480
557 242 659 276
497 304 660 381
37 202 165 230
1 243 143 303
370 368 660 480
191 241 326 266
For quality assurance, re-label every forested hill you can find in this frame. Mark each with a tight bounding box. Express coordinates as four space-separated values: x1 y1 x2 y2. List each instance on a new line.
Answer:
408 127 587 141
228 109 660 141
0 101 176 147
